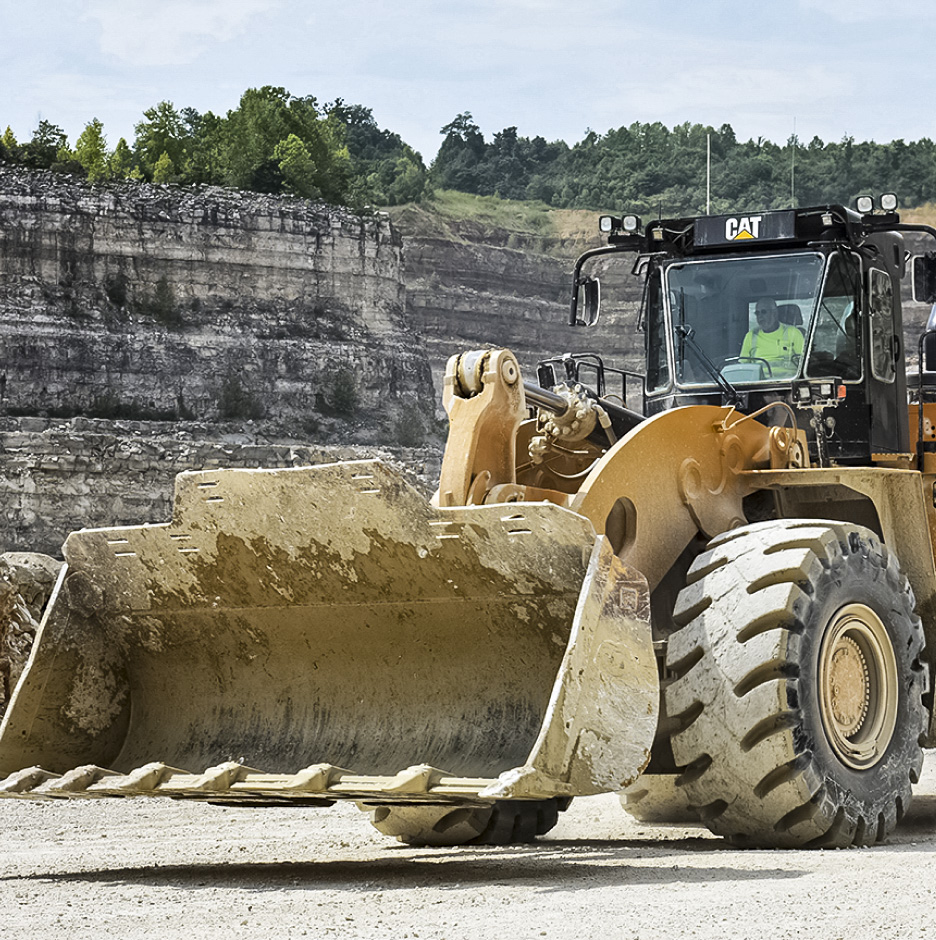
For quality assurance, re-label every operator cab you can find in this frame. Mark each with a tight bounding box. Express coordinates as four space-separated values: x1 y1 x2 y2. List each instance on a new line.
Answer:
568 203 920 467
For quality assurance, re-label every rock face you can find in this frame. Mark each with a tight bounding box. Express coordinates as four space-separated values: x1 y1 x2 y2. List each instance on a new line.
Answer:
389 204 646 412
0 415 441 556
0 167 442 556
0 167 433 439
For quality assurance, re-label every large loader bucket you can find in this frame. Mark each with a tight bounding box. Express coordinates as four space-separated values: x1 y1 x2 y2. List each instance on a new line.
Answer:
0 460 657 804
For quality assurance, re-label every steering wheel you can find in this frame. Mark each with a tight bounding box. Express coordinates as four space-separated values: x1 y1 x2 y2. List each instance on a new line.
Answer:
721 356 774 378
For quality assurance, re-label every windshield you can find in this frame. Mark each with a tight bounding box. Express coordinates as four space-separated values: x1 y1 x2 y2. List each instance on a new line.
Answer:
658 252 825 387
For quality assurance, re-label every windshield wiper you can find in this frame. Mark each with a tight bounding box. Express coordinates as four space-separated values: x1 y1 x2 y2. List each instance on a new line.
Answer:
674 324 742 406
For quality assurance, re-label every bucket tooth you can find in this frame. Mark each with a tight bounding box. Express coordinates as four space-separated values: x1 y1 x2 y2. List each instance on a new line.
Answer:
91 762 188 793
383 764 449 794
287 763 353 792
0 766 60 794
38 765 119 794
186 761 261 792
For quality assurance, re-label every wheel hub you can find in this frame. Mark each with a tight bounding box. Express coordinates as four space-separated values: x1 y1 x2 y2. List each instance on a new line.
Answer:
818 604 898 770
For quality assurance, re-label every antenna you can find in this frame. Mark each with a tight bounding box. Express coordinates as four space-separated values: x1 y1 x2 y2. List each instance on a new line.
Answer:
790 118 796 208
706 132 711 215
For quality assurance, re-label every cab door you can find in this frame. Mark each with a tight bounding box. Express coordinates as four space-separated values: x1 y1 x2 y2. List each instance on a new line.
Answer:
867 266 909 455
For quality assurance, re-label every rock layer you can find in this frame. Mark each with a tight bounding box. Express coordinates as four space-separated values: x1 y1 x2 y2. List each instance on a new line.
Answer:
389 203 646 411
0 167 433 437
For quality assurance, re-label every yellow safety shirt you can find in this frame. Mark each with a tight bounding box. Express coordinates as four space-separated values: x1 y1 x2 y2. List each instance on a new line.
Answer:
740 324 804 373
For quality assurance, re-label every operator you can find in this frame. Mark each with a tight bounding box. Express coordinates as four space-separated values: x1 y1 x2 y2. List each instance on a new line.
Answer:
740 297 804 377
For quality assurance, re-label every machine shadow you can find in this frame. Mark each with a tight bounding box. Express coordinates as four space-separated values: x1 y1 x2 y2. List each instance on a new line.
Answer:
12 841 808 892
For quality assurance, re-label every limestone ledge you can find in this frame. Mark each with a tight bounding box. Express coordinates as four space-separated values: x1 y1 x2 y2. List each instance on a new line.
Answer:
0 166 430 429
0 416 442 557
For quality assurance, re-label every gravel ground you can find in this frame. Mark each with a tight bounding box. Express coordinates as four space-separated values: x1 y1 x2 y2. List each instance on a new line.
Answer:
3 758 936 940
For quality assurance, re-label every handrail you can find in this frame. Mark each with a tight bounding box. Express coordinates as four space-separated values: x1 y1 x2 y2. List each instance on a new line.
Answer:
916 327 936 469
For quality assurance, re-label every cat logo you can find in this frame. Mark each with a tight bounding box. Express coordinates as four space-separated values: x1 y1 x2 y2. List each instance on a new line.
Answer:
725 215 763 240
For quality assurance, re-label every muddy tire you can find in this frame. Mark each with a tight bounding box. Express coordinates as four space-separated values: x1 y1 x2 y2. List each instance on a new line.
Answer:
363 799 567 846
665 519 927 848
619 775 699 824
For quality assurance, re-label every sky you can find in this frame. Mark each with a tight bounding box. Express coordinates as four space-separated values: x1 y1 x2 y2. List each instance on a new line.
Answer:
1 0 934 164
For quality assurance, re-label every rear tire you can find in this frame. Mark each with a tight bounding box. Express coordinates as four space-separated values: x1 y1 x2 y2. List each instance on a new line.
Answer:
363 798 567 846
665 519 927 848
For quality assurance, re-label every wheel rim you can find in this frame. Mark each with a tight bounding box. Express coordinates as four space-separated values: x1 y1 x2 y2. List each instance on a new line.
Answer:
818 603 899 770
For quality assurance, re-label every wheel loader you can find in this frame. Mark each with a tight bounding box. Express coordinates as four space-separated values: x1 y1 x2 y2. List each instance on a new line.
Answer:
3 196 936 849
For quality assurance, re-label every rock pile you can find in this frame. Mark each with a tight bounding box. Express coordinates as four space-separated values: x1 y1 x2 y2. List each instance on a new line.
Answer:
0 552 62 715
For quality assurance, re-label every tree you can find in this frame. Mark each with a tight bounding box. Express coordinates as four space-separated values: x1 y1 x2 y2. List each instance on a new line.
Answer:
333 102 428 206
432 112 486 191
386 147 428 204
134 101 189 180
0 126 18 161
273 133 320 198
183 109 224 184
22 121 68 169
219 86 351 202
108 138 135 179
74 118 108 181
152 151 175 184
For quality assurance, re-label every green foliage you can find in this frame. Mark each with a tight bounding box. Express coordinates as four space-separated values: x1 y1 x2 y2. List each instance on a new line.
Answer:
334 103 428 206
23 121 68 169
0 126 18 161
218 86 351 202
421 188 561 234
0 94 416 211
5 90 936 213
152 151 175 184
134 101 190 180
108 138 135 179
431 114 568 204
183 109 224 184
429 117 936 214
75 118 108 181
273 133 321 198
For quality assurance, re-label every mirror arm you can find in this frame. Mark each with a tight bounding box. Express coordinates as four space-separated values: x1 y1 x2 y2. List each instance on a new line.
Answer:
889 223 936 244
569 244 638 326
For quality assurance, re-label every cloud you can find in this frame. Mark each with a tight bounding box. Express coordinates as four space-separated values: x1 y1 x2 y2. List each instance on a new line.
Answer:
85 0 280 67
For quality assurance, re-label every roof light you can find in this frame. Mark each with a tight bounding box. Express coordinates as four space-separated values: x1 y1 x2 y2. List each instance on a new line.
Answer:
856 195 874 214
599 215 615 234
881 193 898 212
622 214 641 233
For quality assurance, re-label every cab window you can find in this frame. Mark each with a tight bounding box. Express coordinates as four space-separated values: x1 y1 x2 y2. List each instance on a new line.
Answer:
805 252 862 380
868 268 895 383
644 267 670 392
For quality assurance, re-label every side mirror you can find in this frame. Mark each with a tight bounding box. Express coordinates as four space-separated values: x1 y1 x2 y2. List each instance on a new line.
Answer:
576 277 601 326
912 253 936 304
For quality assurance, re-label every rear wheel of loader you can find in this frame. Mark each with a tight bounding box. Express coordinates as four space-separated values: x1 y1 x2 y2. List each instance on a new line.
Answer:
363 799 568 846
665 519 927 848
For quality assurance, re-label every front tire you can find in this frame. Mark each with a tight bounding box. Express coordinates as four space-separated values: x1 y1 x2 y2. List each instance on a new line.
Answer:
362 798 567 846
665 519 927 848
